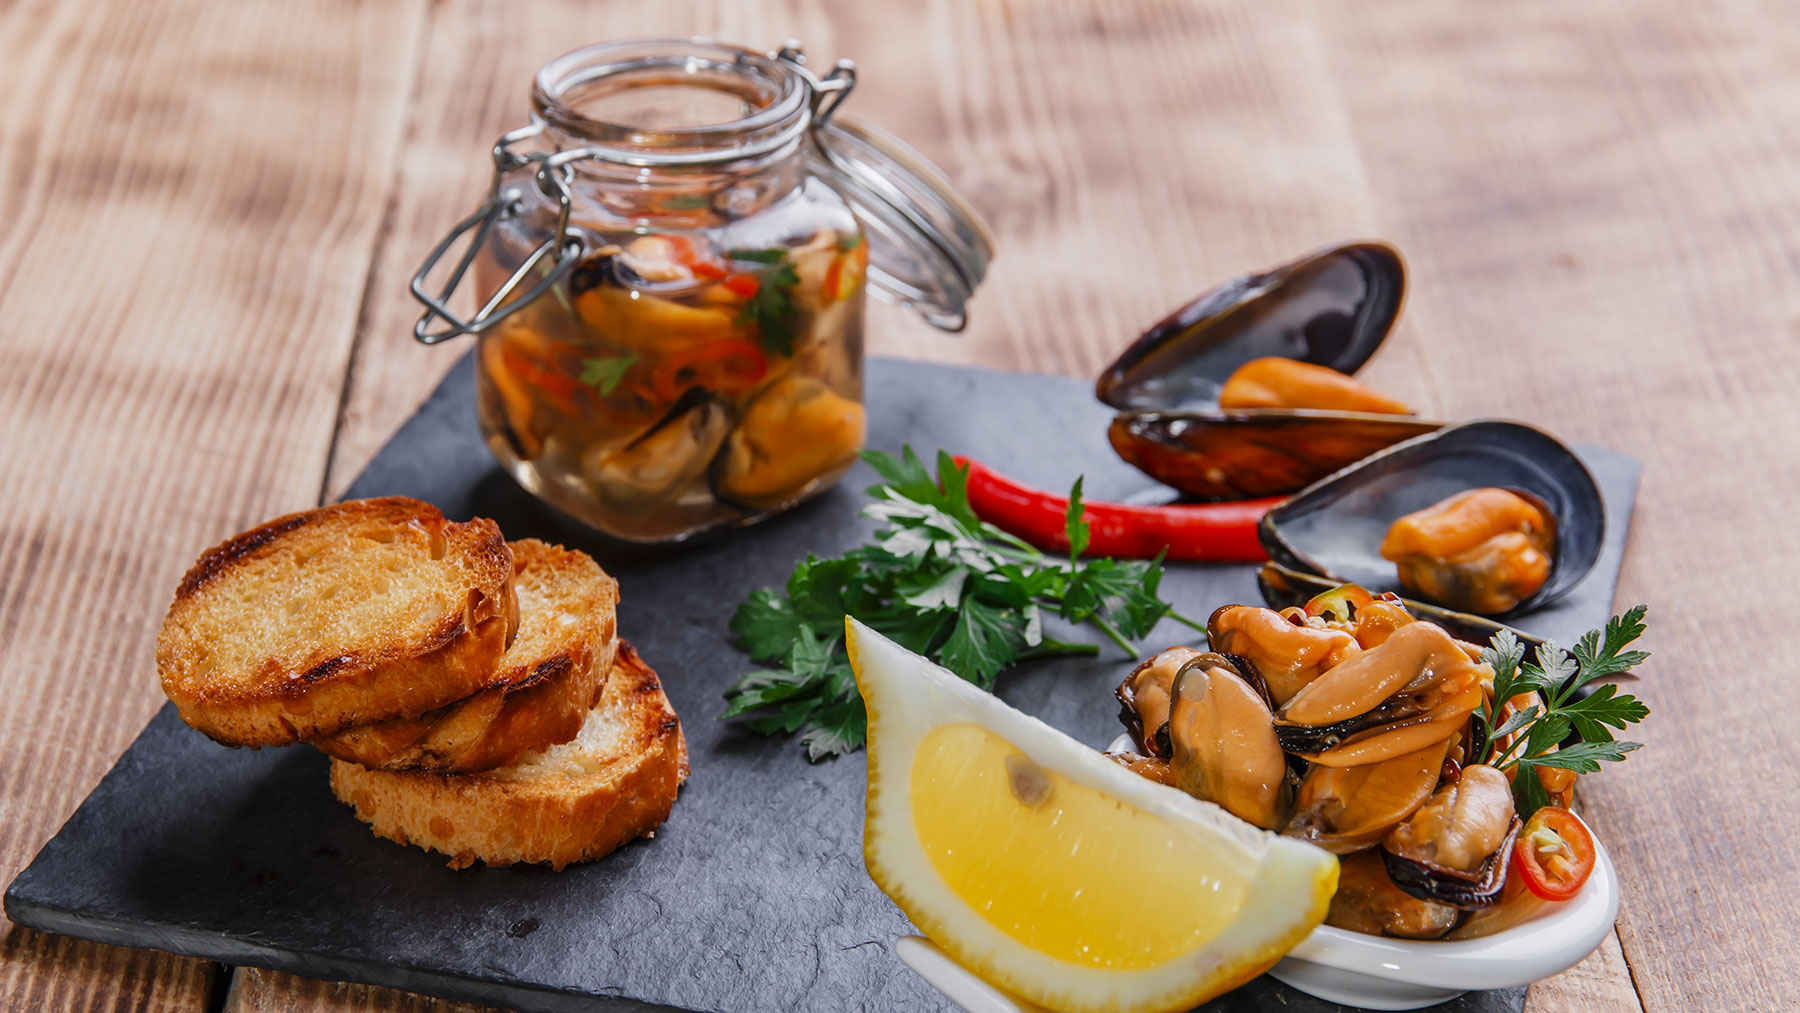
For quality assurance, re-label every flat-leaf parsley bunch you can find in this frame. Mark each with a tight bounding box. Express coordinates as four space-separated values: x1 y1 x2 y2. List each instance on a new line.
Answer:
721 447 1198 759
1473 606 1651 817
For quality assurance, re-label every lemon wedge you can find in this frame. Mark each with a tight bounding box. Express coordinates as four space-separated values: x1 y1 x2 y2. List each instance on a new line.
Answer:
849 618 1337 1013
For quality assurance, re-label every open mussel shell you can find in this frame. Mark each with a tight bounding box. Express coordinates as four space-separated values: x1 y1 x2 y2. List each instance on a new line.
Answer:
1382 816 1522 909
1098 242 1407 412
1094 241 1442 500
1259 420 1605 617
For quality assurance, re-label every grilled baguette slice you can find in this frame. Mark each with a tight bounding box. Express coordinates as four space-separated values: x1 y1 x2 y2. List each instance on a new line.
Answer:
315 539 619 772
329 641 687 870
158 497 518 746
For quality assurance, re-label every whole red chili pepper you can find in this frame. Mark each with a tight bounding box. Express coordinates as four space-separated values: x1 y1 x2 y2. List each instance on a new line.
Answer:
955 457 1278 563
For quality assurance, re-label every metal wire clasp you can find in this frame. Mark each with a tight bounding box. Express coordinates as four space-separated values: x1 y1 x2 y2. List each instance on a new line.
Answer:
773 40 856 126
409 123 586 344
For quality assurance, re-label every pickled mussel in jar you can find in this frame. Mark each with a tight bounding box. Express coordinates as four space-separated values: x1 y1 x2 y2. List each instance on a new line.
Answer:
473 228 868 542
1380 488 1555 615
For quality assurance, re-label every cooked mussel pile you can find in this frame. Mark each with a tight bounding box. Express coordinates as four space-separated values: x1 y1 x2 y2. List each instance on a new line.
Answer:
1095 242 1441 501
1107 583 1573 939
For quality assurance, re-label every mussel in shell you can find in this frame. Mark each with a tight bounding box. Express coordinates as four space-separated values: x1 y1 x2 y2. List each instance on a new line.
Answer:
1095 242 1441 500
583 388 732 511
1114 646 1203 756
1165 653 1291 830
1284 737 1451 854
1382 788 1526 906
1207 603 1360 705
712 375 866 510
1258 420 1604 617
1271 622 1486 766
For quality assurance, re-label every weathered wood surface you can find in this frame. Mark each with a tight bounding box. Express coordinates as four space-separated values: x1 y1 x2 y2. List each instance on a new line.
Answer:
5 0 1795 1010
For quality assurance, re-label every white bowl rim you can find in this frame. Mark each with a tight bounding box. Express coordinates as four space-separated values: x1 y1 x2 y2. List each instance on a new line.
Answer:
1282 823 1618 991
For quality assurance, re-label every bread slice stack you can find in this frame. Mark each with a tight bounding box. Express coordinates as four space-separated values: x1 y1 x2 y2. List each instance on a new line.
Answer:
157 496 685 869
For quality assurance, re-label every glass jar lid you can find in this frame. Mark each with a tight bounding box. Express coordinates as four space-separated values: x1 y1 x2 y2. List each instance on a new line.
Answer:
808 116 995 331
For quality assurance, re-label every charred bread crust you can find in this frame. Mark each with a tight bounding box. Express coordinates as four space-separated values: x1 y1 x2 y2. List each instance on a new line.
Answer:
157 497 518 746
328 641 687 871
315 540 620 773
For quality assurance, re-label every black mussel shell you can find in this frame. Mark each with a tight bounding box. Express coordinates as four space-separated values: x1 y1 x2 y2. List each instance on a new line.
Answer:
1382 816 1522 909
1097 242 1406 413
1270 704 1440 757
1255 562 1546 653
1259 420 1605 617
1107 412 1439 501
567 245 641 296
1176 651 1277 712
1114 677 1164 757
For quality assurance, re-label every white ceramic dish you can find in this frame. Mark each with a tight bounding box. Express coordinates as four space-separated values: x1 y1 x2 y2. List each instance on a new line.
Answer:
895 735 1621 1011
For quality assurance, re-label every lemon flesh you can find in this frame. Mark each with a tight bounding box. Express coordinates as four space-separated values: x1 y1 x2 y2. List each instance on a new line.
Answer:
850 617 1337 1013
913 723 1248 969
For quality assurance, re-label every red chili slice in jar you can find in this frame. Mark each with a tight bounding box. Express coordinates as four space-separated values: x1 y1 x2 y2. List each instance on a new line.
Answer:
499 344 579 413
1511 806 1597 901
651 339 768 403
721 273 762 299
664 235 728 280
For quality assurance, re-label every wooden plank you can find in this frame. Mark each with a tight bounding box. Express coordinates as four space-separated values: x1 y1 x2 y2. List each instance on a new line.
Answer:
1315 1 1800 1009
225 968 499 1013
0 0 429 1008
1525 933 1642 1013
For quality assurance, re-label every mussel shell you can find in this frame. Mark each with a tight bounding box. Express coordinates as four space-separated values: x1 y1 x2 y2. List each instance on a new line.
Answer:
1258 420 1605 617
1382 816 1522 909
1108 411 1440 501
1255 561 1545 653
1179 651 1277 712
1114 673 1169 757
1097 242 1407 413
1270 701 1443 757
587 387 735 511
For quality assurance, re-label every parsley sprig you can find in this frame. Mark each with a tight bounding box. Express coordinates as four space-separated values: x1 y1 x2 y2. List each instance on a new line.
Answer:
1474 605 1651 816
579 353 638 395
721 447 1200 760
726 248 802 357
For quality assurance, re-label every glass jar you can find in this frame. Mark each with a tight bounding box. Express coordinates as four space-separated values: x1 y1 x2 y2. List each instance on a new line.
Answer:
412 38 992 543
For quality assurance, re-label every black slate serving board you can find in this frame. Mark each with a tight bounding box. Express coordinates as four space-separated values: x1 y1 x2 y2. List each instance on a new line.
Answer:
6 356 1639 1013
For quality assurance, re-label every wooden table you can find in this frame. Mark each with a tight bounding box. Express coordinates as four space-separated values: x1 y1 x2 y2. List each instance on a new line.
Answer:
2 1 1793 1010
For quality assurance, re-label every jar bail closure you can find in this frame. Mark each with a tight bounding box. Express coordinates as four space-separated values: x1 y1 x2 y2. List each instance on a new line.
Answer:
409 39 991 344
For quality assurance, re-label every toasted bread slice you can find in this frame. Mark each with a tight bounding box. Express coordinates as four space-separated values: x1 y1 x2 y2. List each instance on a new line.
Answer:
329 641 687 870
315 539 619 772
158 497 518 746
